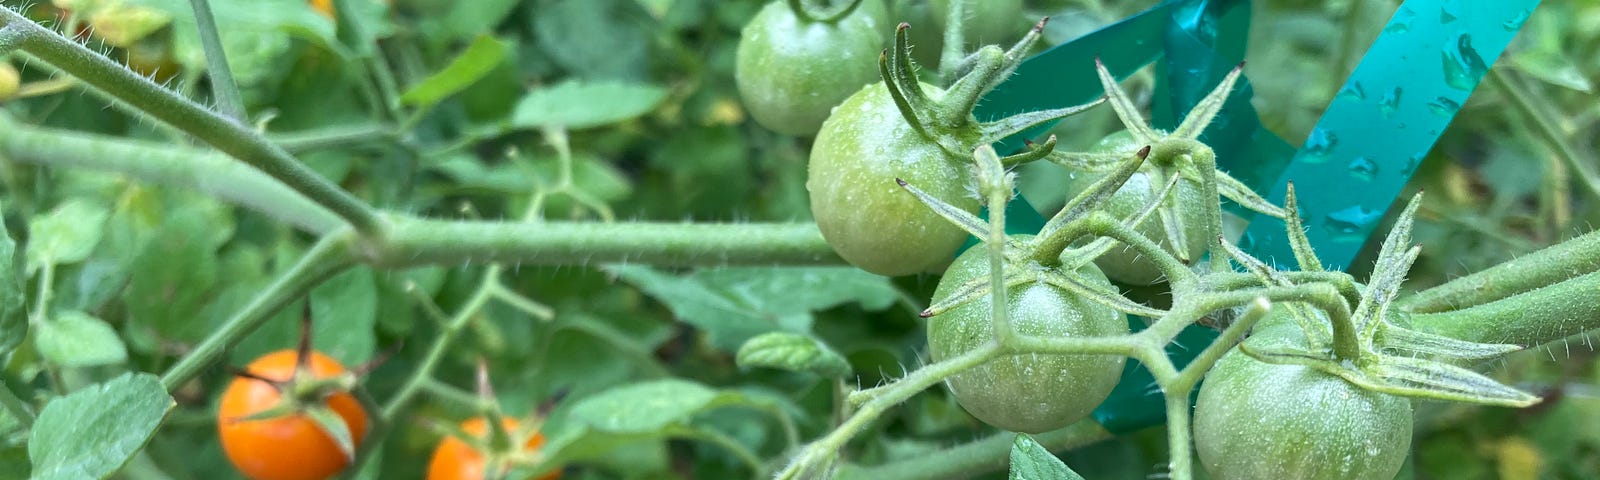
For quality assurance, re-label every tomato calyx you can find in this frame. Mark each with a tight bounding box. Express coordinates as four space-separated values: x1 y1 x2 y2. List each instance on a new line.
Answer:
426 360 561 479
880 19 1100 165
784 0 868 23
224 306 392 460
1217 189 1540 408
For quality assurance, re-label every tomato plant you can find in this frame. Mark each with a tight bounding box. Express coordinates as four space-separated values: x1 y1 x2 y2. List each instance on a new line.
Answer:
427 417 558 480
735 0 887 136
927 237 1125 433
0 1 1592 480
1193 320 1412 480
218 350 370 480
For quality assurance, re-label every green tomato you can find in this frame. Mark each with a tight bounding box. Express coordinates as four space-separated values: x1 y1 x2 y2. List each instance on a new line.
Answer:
1193 318 1413 480
1067 131 1207 285
735 0 888 136
807 82 979 276
932 0 1025 47
927 239 1127 433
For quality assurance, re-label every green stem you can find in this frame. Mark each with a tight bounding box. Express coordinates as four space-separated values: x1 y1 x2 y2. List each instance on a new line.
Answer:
0 114 343 234
1151 139 1227 273
1163 390 1194 480
1402 229 1600 313
778 342 1003 479
1409 270 1600 347
159 234 356 391
1489 68 1600 200
380 266 500 420
683 426 768 475
0 8 385 238
835 420 1112 480
939 0 966 79
420 378 483 411
271 123 396 154
373 217 842 268
334 0 405 122
186 0 245 121
0 379 34 428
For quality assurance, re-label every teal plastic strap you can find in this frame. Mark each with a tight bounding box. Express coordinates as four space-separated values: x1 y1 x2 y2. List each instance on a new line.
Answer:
1241 0 1539 269
976 0 1539 433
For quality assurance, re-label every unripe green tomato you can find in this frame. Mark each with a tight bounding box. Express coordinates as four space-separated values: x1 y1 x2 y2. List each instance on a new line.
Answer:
1067 131 1207 285
735 0 888 136
807 82 979 276
0 63 18 101
1193 317 1413 480
932 0 1025 47
927 238 1127 433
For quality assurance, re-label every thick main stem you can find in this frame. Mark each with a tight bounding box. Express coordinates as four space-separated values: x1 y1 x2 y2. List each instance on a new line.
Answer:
373 217 842 267
1409 270 1600 347
1402 229 1600 313
0 8 384 238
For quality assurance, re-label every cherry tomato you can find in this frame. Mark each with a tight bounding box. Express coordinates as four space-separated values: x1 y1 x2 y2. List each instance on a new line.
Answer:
0 63 18 101
1193 317 1412 480
218 350 370 480
311 0 335 18
807 82 980 276
427 417 559 480
927 238 1127 433
1067 130 1208 285
735 0 888 136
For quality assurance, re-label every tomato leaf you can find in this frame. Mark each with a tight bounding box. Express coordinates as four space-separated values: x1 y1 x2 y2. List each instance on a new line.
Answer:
309 267 379 365
569 379 751 434
29 373 173 480
35 310 128 368
532 0 653 80
1008 434 1085 480
735 332 851 378
25 200 110 273
511 80 667 130
122 202 232 347
400 35 510 108
608 265 897 351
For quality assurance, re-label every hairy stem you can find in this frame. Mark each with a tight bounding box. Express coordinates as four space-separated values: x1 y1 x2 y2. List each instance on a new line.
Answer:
0 7 385 237
186 0 245 121
373 217 842 267
1402 229 1600 313
1409 270 1600 347
0 114 343 234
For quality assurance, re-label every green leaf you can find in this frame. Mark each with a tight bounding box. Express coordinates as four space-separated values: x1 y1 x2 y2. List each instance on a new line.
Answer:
400 35 511 108
607 266 897 351
1510 49 1594 92
532 0 653 80
569 379 746 434
122 202 231 346
0 444 27 479
35 310 128 368
511 80 667 130
29 373 174 480
309 267 379 365
735 332 852 378
1009 434 1085 480
25 200 110 273
0 201 24 355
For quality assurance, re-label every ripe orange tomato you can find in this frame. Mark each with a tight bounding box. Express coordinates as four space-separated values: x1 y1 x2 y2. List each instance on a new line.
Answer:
218 350 370 480
311 0 335 18
426 417 559 480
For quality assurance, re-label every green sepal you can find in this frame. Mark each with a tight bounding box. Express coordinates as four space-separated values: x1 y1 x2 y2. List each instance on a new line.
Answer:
897 178 990 239
303 404 358 460
1373 323 1522 361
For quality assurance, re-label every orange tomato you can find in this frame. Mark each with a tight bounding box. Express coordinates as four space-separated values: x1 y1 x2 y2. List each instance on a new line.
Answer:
426 417 559 480
218 350 370 480
311 0 335 18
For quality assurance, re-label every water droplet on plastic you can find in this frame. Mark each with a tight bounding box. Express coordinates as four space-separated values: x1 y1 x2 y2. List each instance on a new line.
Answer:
1323 205 1382 241
1338 82 1366 101
1383 18 1410 34
1348 157 1378 181
1379 86 1402 117
1442 34 1487 91
1428 96 1461 116
1402 154 1422 175
1439 5 1458 23
1504 9 1531 31
1301 128 1338 162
